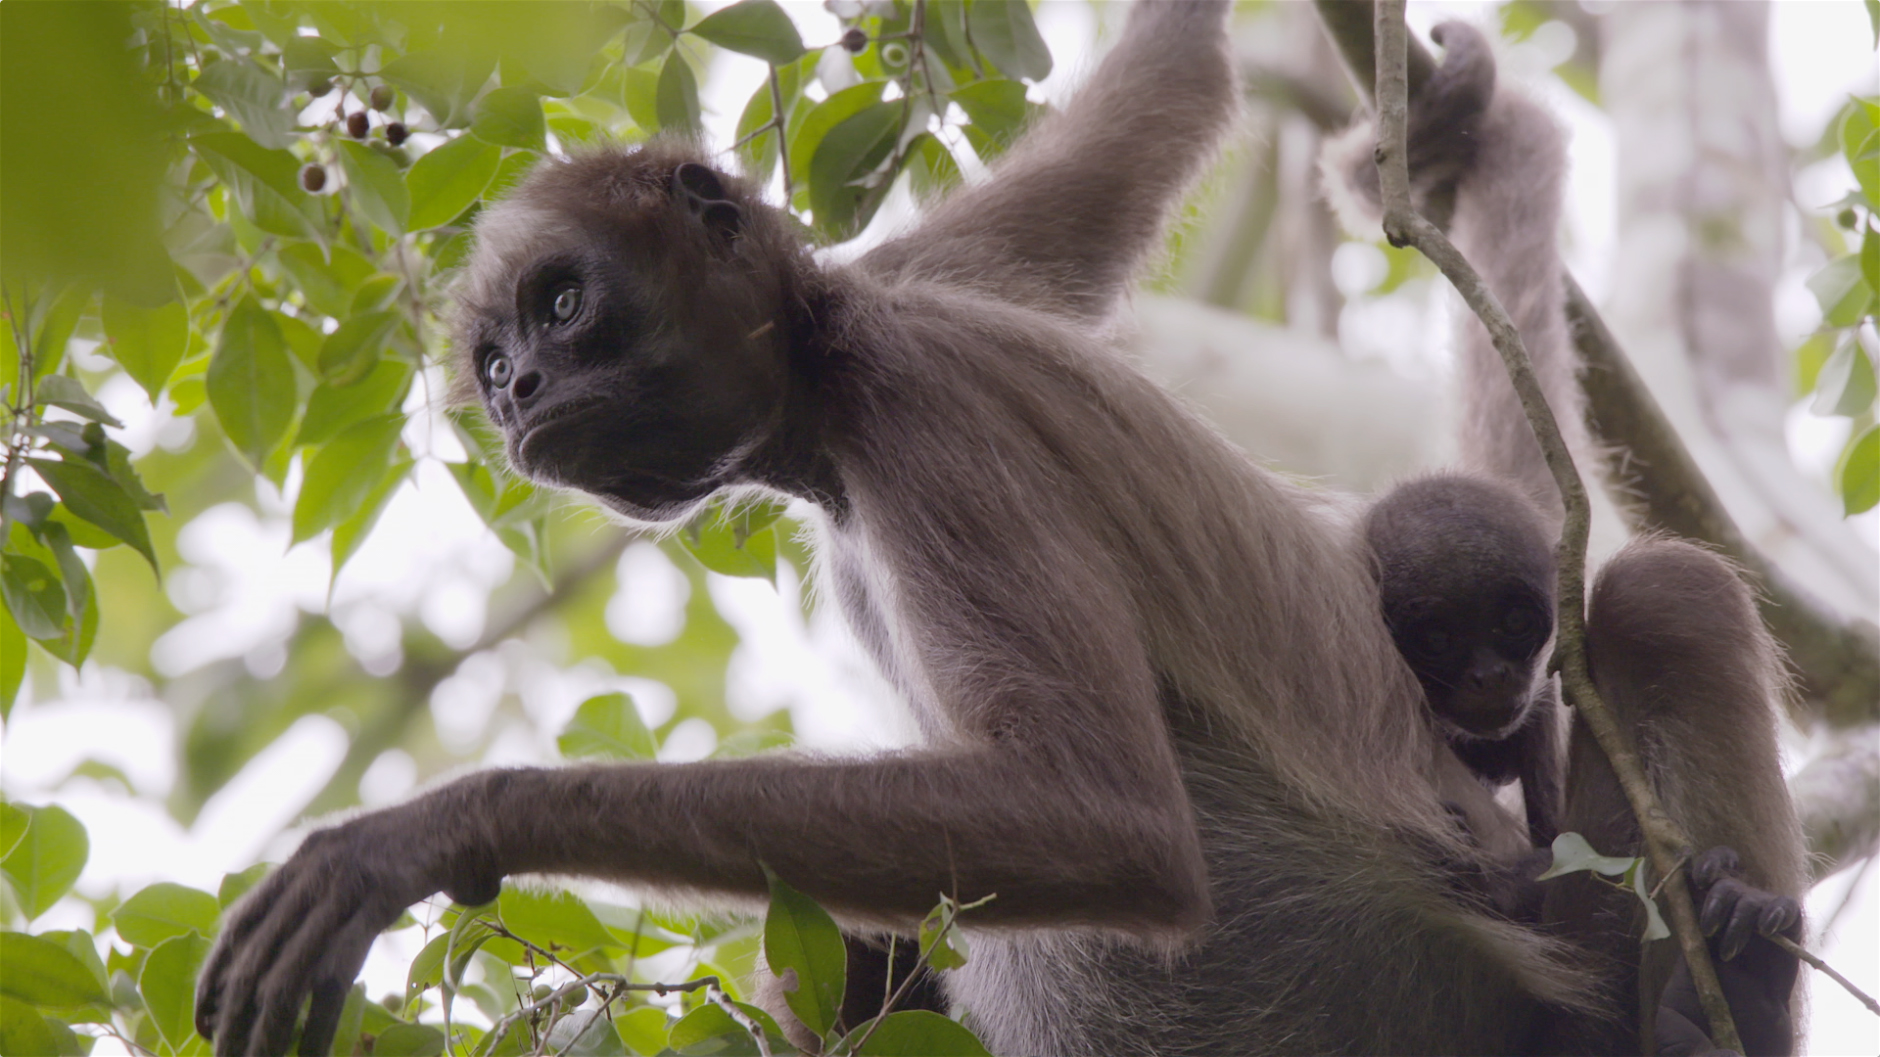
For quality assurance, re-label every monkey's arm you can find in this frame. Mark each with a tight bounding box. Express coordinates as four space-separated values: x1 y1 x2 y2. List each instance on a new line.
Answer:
863 0 1236 321
195 736 1205 1054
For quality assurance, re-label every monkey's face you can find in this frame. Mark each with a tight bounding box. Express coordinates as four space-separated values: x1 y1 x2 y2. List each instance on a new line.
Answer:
459 161 790 523
1388 588 1552 739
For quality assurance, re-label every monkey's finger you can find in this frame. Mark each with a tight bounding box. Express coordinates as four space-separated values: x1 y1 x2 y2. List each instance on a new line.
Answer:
197 870 286 1040
1756 896 1801 940
1719 894 1762 962
297 975 350 1057
1699 877 1747 936
1691 846 1740 891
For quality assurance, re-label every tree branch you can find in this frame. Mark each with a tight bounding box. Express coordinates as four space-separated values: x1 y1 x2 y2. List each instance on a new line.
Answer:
1314 0 1877 728
1368 3 1740 1050
1565 281 1880 727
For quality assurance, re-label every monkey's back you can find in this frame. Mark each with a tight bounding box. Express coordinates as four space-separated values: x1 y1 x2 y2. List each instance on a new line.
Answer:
808 281 1592 1054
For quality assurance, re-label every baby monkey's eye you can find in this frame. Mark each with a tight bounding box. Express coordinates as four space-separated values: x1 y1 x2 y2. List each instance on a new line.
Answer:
552 284 582 322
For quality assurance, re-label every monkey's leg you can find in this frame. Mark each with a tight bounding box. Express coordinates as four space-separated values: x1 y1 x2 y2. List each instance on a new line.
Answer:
1542 538 1806 1056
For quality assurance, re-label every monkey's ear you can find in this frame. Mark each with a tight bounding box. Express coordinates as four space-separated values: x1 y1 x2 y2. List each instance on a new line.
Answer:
671 163 744 245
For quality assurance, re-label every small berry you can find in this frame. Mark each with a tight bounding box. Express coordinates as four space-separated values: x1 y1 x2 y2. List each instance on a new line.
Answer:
308 77 333 98
841 27 867 53
1836 208 1859 231
299 163 327 193
385 121 409 146
347 111 370 139
370 84 395 112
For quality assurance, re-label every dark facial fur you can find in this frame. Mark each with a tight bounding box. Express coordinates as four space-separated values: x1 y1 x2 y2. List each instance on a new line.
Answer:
1368 473 1555 740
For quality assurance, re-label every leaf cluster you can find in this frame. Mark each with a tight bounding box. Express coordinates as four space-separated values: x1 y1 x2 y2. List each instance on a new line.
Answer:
1795 96 1880 516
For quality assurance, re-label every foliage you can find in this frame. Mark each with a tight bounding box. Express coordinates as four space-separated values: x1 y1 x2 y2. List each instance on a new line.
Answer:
1 725 991 1055
0 0 1059 1052
1796 96 1880 516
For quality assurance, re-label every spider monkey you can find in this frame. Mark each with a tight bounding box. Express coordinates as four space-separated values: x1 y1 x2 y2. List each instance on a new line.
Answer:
196 6 1805 1055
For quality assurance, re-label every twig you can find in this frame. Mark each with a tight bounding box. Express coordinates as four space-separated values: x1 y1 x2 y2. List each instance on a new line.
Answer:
706 983 774 1057
1770 934 1880 1016
769 67 793 201
1368 3 1741 1051
481 973 725 1056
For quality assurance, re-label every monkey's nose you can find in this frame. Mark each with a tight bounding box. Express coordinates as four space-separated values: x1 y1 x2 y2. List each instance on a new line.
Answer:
511 370 544 403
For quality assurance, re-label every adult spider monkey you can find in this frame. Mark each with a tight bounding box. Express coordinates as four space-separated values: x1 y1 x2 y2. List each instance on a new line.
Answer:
197 5 1804 1054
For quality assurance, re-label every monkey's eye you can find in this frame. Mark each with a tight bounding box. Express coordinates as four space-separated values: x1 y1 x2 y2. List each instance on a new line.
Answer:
485 352 513 389
1500 607 1541 638
552 284 582 323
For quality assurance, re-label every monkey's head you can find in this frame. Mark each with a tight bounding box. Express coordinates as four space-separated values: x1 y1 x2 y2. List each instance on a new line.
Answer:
453 143 808 523
1366 475 1556 739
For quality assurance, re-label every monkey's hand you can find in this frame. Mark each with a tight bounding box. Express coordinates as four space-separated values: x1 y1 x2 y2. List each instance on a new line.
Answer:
195 799 501 1056
1654 847 1802 1057
1320 19 1496 235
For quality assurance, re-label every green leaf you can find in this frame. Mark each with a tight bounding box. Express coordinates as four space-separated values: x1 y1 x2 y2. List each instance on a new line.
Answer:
380 50 495 129
620 63 662 132
680 502 781 583
0 607 22 720
332 456 412 582
277 242 379 321
317 309 400 388
1535 831 1637 880
558 692 658 760
293 413 405 544
329 985 368 1057
906 133 963 199
843 1010 991 1056
1837 424 1880 515
614 1006 671 1055
918 905 969 971
297 360 412 447
808 102 900 240
0 804 89 921
102 298 190 401
690 0 806 65
734 79 781 182
1811 337 1878 418
1863 223 1880 297
33 374 120 428
406 134 502 231
763 871 844 1039
192 58 292 149
788 82 886 192
373 1022 445 1056
139 931 209 1050
27 458 158 571
0 995 65 1057
1843 100 1880 209
208 297 297 468
0 803 25 860
338 141 412 235
967 0 1052 83
498 885 619 960
950 80 1033 155
191 131 321 242
0 932 108 1007
112 882 221 947
667 1003 777 1055
217 863 270 908
657 51 702 134
1 554 67 641
1807 254 1873 330
1630 861 1670 942
472 86 548 152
